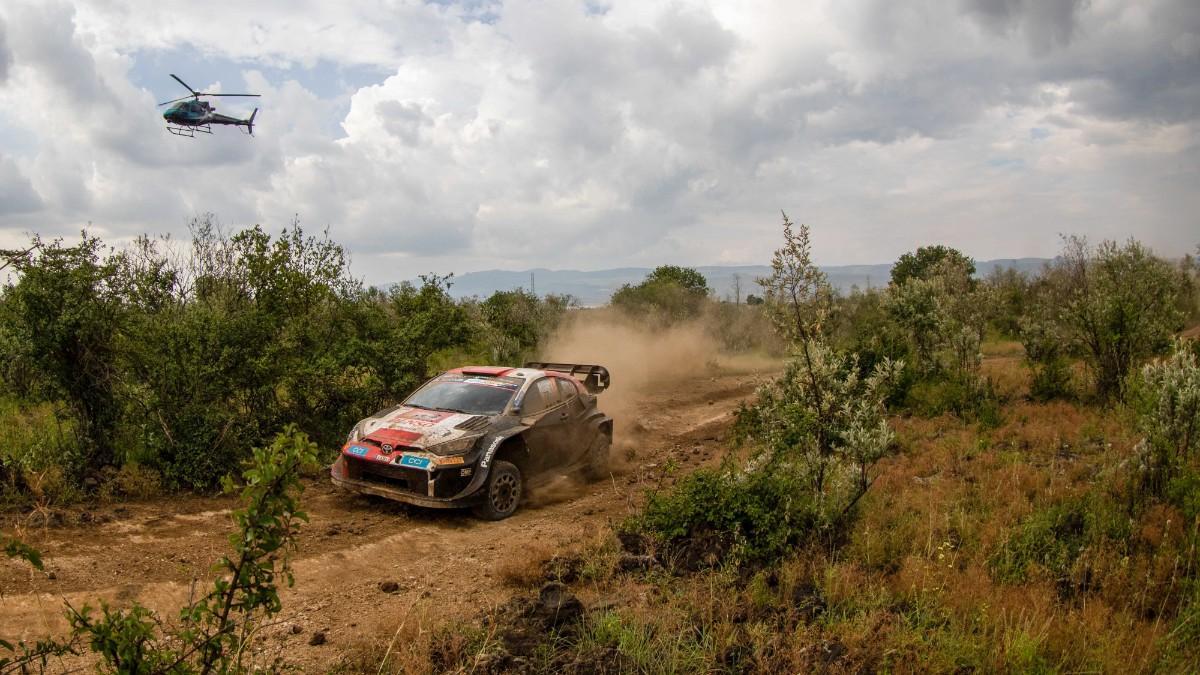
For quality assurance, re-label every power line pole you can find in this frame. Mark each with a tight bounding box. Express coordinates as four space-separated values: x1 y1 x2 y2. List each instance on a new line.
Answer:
530 271 535 296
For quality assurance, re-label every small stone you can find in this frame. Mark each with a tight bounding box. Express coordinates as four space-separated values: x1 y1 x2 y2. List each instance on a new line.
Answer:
290 624 303 635
308 631 326 646
378 581 400 593
46 571 57 580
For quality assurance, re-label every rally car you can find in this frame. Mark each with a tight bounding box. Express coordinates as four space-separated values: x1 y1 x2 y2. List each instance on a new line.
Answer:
330 362 613 520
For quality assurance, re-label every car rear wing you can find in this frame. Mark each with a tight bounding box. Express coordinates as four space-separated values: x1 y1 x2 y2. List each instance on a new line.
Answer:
524 362 611 394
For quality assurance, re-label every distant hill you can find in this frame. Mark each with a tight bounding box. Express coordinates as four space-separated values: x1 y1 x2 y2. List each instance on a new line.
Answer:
399 258 1051 306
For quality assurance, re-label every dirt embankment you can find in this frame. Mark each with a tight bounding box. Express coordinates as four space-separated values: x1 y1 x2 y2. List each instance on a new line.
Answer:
0 315 778 671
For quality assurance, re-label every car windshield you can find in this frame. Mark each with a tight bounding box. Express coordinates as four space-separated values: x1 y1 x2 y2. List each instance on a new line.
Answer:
404 376 519 415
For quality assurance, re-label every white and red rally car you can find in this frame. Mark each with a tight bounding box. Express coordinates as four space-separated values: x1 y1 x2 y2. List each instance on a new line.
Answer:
330 363 612 519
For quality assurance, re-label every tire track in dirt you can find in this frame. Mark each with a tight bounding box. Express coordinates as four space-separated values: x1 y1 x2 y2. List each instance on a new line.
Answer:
0 368 772 671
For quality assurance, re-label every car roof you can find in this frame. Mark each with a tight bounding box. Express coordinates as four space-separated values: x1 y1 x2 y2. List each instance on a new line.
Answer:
445 366 571 381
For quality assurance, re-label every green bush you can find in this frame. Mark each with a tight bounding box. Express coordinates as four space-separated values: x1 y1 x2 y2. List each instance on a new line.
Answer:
0 220 476 491
611 265 710 322
1030 237 1182 401
631 215 900 569
632 467 823 567
2 426 317 673
988 493 1130 589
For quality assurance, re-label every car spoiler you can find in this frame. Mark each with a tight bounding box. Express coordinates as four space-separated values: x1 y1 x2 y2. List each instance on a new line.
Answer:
524 362 611 394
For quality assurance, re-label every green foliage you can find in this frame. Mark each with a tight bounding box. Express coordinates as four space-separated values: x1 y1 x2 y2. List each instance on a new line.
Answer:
884 255 984 381
1032 236 1182 401
1020 309 1073 401
0 234 124 468
67 425 317 674
612 265 710 322
1130 340 1200 503
889 245 976 288
756 212 833 344
3 535 43 570
0 218 477 491
633 214 900 567
477 289 572 363
988 492 1130 588
633 466 825 566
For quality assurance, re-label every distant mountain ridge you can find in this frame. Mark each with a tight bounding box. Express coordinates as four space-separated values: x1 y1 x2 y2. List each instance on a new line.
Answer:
401 258 1052 306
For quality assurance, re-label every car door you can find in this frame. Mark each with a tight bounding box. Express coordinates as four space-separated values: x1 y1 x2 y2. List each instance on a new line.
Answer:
556 377 590 464
519 377 570 474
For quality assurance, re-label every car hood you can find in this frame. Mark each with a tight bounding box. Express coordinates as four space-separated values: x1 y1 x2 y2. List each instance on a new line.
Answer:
359 406 492 451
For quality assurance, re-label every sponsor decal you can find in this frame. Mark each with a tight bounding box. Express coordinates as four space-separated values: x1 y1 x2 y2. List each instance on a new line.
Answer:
405 410 448 422
347 445 369 457
436 455 465 466
398 454 432 470
375 454 392 462
479 436 504 469
460 467 473 477
463 377 520 390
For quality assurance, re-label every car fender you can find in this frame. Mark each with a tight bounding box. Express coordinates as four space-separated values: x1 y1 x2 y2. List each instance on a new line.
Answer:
453 426 529 499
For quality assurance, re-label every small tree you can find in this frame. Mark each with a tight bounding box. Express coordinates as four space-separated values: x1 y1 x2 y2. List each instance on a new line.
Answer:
633 214 900 566
1 426 317 673
611 266 710 322
890 245 976 287
1133 340 1200 501
1040 237 1182 401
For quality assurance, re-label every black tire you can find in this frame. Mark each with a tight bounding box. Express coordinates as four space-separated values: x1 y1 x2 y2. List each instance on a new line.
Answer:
472 460 523 520
583 432 612 481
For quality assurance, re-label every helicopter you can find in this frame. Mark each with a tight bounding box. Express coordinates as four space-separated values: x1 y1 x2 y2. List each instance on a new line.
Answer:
158 74 260 137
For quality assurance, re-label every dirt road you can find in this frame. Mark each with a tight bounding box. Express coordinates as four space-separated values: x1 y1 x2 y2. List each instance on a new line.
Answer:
0 366 769 672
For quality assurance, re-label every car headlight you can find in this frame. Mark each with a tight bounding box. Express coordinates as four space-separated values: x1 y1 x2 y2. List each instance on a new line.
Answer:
346 420 367 444
426 436 478 456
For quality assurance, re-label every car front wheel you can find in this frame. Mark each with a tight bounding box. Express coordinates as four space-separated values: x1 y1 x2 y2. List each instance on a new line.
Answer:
473 460 522 520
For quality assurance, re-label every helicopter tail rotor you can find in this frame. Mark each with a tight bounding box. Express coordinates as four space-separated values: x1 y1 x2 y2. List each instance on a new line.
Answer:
245 108 258 136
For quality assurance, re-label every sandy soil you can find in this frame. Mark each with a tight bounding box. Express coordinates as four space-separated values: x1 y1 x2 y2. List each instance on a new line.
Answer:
0 365 772 672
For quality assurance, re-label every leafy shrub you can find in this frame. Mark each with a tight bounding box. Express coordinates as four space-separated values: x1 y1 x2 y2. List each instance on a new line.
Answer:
631 215 899 568
612 265 710 322
1130 339 1200 503
890 245 976 287
2 425 317 673
633 466 824 566
988 492 1130 591
0 219 476 491
1031 237 1182 401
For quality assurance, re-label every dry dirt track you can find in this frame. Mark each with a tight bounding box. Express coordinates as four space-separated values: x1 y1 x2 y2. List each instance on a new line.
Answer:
0 366 771 672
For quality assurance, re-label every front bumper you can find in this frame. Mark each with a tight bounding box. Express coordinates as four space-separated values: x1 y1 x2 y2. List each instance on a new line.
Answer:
330 454 484 509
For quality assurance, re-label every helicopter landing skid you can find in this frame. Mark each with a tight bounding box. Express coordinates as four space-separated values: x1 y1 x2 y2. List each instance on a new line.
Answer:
166 124 212 138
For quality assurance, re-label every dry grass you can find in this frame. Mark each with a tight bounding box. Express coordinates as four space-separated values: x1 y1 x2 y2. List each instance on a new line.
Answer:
338 354 1197 673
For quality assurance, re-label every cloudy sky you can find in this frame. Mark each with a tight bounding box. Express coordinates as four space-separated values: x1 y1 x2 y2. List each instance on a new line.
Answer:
0 0 1196 284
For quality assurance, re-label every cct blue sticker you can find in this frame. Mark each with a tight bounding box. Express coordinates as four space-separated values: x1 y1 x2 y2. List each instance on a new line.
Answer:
347 445 369 457
398 454 432 470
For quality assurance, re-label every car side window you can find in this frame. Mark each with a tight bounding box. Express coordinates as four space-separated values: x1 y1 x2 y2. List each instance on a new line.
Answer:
556 378 577 402
521 378 560 415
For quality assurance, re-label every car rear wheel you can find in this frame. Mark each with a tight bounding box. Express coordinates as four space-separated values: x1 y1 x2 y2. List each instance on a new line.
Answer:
583 432 612 481
473 460 522 520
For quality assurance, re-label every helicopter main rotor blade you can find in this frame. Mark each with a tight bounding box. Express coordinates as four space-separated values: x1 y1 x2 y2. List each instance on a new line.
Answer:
193 93 262 98
157 95 194 106
169 73 198 96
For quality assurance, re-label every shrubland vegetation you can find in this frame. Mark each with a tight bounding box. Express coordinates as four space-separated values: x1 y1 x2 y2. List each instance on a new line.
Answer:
0 219 783 504
356 219 1200 673
3 211 1200 672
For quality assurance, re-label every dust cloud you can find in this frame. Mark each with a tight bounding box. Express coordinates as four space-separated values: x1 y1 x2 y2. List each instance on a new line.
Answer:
537 309 723 424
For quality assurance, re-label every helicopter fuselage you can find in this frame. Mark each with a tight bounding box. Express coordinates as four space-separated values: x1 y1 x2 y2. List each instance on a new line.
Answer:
163 100 247 127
